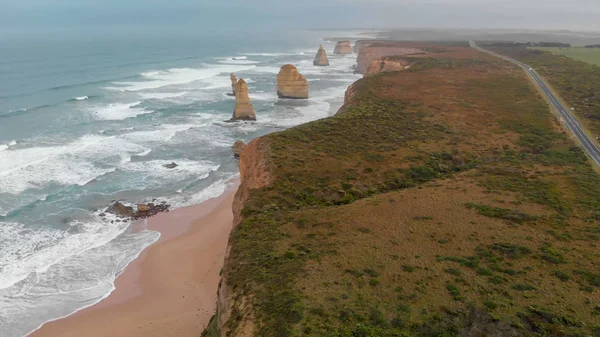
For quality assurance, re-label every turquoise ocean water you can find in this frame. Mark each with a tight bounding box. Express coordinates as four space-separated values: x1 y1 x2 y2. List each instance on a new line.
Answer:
0 29 364 337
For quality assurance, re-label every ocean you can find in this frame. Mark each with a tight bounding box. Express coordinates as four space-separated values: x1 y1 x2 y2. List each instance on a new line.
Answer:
0 28 364 337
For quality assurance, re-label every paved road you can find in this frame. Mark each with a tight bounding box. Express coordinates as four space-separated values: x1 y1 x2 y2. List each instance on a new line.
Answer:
470 41 600 168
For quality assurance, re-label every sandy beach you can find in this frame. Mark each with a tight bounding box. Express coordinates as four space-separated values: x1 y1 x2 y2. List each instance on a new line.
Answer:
29 180 239 337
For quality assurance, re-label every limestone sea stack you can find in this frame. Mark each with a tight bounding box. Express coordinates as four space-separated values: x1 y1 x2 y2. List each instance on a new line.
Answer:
334 41 353 55
313 45 330 66
231 79 256 121
229 73 238 96
276 64 309 99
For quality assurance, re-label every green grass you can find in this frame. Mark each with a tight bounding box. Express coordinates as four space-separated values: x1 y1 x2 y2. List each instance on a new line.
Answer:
531 47 600 66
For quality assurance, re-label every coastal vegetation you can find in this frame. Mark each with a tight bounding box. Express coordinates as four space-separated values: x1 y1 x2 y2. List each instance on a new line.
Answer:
486 44 600 139
531 47 600 67
206 43 600 336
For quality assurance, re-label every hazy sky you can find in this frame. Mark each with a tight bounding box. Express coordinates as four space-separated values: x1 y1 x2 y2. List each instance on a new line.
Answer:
1 0 598 32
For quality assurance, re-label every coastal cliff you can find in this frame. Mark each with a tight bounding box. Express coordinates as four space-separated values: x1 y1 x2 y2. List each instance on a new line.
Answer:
212 137 272 336
333 41 353 55
205 43 600 337
355 44 424 74
277 64 309 99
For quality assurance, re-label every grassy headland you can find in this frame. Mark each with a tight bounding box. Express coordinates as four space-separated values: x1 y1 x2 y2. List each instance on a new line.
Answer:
207 44 600 336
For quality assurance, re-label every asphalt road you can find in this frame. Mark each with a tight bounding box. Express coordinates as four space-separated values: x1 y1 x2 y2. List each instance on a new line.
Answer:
470 41 600 168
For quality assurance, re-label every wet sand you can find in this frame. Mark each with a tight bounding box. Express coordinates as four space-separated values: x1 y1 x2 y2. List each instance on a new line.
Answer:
29 180 239 337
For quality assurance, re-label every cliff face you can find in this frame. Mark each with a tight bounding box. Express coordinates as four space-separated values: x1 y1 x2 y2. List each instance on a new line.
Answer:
277 64 309 99
342 82 360 109
353 40 376 54
364 58 411 76
231 79 256 121
334 40 353 55
356 46 424 74
313 45 330 66
215 137 272 336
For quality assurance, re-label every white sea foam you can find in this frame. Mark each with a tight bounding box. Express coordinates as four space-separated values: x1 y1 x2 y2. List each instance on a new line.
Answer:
134 149 152 157
169 178 234 209
73 96 88 101
241 52 304 57
121 159 220 182
0 218 160 337
247 66 281 74
264 84 349 128
92 102 153 120
0 140 17 152
250 91 278 101
104 64 256 92
217 59 260 65
0 135 144 195
137 91 188 100
120 123 198 143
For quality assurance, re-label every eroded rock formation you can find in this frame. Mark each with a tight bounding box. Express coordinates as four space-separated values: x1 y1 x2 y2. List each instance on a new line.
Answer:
313 45 330 66
365 58 411 76
229 73 238 96
334 40 353 55
277 64 309 99
356 44 424 74
231 79 256 121
232 140 246 158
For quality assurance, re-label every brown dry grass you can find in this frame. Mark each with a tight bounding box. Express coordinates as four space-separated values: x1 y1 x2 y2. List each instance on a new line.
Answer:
212 42 600 337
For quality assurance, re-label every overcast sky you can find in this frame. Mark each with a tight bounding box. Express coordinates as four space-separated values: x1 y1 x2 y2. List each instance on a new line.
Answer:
0 0 598 32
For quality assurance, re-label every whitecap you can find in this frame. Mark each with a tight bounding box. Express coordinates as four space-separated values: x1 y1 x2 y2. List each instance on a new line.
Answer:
137 91 188 100
217 59 260 65
74 96 88 101
92 102 153 121
133 149 152 157
0 135 144 195
103 64 257 92
120 124 198 143
121 159 220 181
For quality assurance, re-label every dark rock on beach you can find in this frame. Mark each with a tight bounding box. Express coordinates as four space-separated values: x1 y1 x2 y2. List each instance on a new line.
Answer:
106 201 134 218
105 201 171 220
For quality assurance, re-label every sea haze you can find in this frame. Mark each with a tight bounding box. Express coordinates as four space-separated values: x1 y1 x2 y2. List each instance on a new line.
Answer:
0 28 365 337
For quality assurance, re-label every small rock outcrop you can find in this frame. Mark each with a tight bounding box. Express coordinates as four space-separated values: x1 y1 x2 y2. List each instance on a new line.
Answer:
313 45 330 66
334 41 353 55
163 162 178 169
231 79 256 121
105 201 170 220
229 73 238 96
106 202 134 218
232 141 246 158
276 64 309 99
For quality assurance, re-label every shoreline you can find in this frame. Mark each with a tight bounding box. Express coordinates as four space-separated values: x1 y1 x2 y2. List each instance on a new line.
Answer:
28 178 240 337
